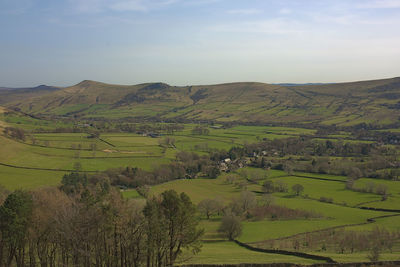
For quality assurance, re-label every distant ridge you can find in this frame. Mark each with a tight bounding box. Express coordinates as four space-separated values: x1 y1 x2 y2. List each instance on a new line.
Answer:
0 85 60 91
276 83 332 87
0 85 61 105
1 77 400 126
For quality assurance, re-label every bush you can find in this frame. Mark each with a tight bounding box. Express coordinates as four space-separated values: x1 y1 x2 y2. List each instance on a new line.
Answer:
218 215 242 240
292 184 304 196
319 196 333 203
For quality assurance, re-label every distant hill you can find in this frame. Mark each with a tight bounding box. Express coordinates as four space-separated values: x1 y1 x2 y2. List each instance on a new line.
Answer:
2 77 400 126
274 83 331 87
0 85 60 105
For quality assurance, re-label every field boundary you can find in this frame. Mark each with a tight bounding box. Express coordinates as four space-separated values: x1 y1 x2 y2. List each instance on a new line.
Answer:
173 134 243 146
6 137 96 151
248 213 400 246
99 138 116 147
234 240 336 263
182 261 400 267
293 174 345 183
359 206 400 213
0 161 98 173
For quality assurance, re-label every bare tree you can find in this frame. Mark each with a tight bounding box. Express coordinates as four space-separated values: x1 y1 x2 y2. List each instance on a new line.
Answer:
292 184 304 196
198 198 224 219
218 215 242 240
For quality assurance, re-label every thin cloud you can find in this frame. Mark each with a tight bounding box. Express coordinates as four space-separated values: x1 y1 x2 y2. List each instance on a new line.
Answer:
357 0 400 9
182 0 223 6
227 8 262 15
311 14 358 25
211 18 305 35
69 0 178 13
110 1 147 11
279 8 292 15
0 0 34 15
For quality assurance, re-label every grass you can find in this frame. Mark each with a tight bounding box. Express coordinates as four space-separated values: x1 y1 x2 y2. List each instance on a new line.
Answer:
343 214 400 232
318 252 400 263
294 172 349 181
2 111 400 264
237 198 385 243
0 164 62 190
240 219 341 243
270 176 380 206
354 178 400 210
149 168 390 247
150 174 242 204
4 78 400 126
121 189 142 199
183 241 321 265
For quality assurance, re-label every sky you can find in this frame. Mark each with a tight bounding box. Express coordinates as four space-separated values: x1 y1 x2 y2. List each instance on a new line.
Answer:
1 0 400 87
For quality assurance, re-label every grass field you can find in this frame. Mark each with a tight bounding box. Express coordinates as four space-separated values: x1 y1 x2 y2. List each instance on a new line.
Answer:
0 164 61 190
0 121 319 190
1 112 400 265
184 241 322 265
149 166 400 263
150 174 241 204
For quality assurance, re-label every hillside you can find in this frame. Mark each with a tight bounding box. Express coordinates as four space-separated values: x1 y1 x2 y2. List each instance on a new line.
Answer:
0 85 60 105
2 77 400 126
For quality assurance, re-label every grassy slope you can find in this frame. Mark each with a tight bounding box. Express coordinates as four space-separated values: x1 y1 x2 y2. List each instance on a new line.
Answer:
150 171 389 242
3 77 400 126
185 241 321 265
150 170 400 263
0 106 6 130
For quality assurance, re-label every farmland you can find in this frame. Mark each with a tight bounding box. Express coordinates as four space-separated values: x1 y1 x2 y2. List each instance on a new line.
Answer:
0 111 314 189
1 106 400 266
2 0 400 261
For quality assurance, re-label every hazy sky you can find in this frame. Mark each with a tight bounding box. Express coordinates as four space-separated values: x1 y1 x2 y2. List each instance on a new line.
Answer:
1 0 400 87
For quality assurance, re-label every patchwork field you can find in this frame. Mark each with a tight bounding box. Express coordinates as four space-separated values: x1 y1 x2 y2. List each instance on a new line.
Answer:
1 110 400 265
144 167 400 264
0 117 316 189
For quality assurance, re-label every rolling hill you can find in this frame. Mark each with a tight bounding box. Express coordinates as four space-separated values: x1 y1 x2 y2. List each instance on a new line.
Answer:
2 77 400 126
0 85 60 105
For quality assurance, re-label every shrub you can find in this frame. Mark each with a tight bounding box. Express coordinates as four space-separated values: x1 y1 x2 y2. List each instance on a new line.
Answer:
218 215 242 240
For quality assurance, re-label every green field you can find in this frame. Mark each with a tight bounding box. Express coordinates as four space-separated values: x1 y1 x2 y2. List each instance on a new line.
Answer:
0 122 318 190
147 168 400 264
1 111 400 265
185 241 322 265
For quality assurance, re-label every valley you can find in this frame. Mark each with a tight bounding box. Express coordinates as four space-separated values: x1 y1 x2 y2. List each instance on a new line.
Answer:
1 77 400 266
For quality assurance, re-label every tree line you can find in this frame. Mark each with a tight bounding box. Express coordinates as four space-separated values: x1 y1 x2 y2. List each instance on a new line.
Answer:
89 151 221 190
0 179 203 267
220 137 399 181
261 226 400 261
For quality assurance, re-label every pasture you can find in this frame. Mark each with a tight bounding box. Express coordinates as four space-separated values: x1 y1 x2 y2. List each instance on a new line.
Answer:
185 241 321 265
1 112 400 265
0 118 315 189
149 166 400 263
